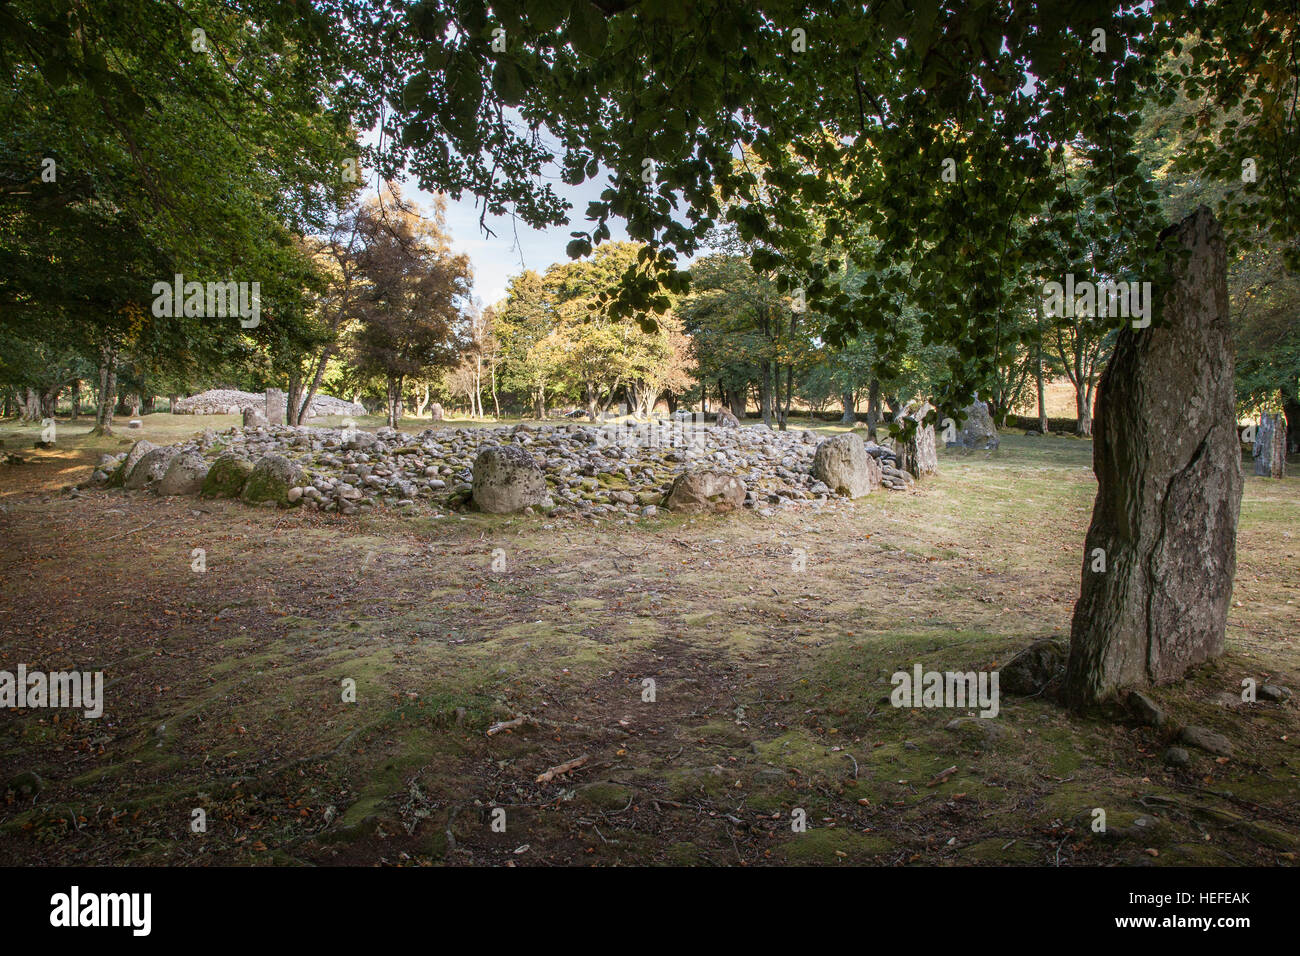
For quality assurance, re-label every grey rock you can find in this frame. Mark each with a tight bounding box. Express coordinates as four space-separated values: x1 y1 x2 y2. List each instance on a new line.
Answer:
124 446 179 489
664 470 745 513
1180 724 1233 756
1000 639 1067 696
155 452 210 496
949 400 1000 450
472 444 551 513
812 432 881 498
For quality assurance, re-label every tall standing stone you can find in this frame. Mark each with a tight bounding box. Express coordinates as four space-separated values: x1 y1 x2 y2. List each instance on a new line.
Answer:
1253 412 1286 478
1065 207 1243 710
948 400 999 450
893 402 938 478
265 388 286 426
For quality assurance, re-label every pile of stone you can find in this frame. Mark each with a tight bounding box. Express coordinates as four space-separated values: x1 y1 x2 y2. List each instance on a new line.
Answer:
173 388 365 418
91 419 930 520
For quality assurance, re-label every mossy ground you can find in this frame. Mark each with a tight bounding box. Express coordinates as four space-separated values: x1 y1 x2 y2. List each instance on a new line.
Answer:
0 416 1296 865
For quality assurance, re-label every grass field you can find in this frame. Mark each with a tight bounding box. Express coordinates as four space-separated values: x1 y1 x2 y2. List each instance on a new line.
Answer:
0 414 1296 865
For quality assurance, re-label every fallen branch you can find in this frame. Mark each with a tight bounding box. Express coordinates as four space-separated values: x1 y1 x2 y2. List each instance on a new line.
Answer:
926 765 958 788
536 754 590 784
486 716 534 737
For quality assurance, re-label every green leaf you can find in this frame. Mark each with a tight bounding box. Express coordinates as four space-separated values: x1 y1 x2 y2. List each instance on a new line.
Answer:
568 2 608 56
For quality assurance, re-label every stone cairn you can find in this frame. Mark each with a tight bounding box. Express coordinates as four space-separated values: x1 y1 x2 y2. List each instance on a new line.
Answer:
90 416 938 520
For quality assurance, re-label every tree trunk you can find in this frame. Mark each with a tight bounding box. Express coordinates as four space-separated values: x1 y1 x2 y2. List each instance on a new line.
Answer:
779 364 792 430
1036 355 1048 434
840 388 856 425
1065 207 1241 711
1284 394 1300 454
296 343 335 425
286 369 304 426
866 378 881 436
95 344 117 434
1075 389 1092 437
760 361 772 426
386 376 403 427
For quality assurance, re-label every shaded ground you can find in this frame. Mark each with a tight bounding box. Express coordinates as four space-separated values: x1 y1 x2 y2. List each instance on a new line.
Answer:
0 416 1296 866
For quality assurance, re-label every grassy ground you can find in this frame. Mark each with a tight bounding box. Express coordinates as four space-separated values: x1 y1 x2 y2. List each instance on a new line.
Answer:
0 414 1296 866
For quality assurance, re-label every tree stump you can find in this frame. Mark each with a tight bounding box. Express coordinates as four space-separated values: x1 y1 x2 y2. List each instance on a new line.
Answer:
1065 207 1243 710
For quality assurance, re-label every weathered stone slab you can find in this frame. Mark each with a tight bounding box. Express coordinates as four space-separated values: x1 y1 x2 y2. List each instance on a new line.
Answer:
265 388 286 426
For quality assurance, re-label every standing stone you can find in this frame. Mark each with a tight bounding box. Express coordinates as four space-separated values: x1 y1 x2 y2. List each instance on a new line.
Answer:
812 432 881 497
893 402 938 478
265 388 286 426
949 400 999 450
1066 207 1243 710
471 444 551 513
716 408 740 428
1253 411 1286 478
429 403 444 422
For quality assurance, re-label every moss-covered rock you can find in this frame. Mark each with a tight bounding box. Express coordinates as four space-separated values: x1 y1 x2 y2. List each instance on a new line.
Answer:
240 453 303 507
201 455 254 499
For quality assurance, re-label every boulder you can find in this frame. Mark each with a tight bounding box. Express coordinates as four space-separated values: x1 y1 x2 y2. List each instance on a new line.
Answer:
811 432 881 498
999 639 1066 696
1179 724 1233 757
716 408 741 428
343 430 379 451
155 452 211 496
109 440 156 487
663 469 746 513
243 406 268 428
201 455 254 498
241 454 304 506
1065 207 1243 708
950 400 999 450
123 446 179 490
471 444 551 513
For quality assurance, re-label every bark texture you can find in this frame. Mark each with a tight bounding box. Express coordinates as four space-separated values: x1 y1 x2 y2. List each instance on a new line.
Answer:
1065 207 1243 710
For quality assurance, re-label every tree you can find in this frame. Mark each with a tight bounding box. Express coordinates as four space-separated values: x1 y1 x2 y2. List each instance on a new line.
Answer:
348 187 472 427
495 270 557 419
